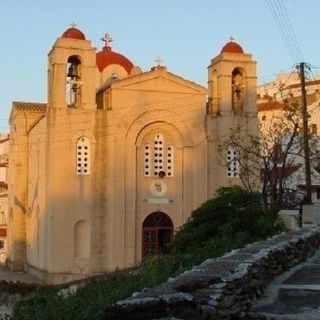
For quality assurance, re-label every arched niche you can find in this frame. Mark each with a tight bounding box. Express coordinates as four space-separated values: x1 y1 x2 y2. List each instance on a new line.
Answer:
74 220 90 258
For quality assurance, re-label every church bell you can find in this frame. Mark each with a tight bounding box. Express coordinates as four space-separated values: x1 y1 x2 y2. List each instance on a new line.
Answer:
67 64 78 79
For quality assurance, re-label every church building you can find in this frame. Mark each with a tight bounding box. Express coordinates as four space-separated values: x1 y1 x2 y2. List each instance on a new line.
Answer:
7 26 258 284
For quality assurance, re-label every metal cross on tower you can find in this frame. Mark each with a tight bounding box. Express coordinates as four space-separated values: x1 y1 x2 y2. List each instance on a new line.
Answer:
155 56 163 66
101 33 113 48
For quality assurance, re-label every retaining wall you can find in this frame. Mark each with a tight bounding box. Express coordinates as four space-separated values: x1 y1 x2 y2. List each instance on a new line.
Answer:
105 227 320 320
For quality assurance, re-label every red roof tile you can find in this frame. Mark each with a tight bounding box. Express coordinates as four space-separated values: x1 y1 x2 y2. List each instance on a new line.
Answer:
96 47 134 73
62 27 86 40
262 165 301 181
0 137 9 144
257 100 285 112
12 101 47 112
221 41 244 54
0 182 8 189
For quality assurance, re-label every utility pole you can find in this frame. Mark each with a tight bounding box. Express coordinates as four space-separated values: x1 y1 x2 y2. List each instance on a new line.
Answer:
299 62 312 204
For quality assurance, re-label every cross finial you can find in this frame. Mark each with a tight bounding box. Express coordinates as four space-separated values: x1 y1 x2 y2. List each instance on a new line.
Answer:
155 55 164 66
229 36 235 42
70 22 77 28
101 32 113 48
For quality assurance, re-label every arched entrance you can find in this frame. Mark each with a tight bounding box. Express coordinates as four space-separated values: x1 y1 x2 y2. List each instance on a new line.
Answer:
142 212 173 258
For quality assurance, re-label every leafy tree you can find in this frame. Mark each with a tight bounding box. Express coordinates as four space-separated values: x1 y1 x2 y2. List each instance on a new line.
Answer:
218 103 319 209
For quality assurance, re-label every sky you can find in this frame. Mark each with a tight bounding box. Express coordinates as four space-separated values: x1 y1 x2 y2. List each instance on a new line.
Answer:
0 0 320 130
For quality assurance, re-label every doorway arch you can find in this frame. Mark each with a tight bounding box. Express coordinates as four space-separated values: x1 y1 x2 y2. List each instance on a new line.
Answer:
142 212 173 258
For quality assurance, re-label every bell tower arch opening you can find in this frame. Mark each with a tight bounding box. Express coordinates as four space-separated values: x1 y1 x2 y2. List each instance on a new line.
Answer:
142 212 173 258
66 55 82 107
231 67 246 115
47 25 96 111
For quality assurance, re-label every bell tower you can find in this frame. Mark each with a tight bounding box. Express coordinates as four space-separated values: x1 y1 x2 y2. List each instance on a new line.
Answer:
206 39 259 194
207 38 257 116
47 25 96 110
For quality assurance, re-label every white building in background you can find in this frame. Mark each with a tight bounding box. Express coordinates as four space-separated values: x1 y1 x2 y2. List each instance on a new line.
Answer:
257 72 320 136
257 72 320 205
0 134 9 264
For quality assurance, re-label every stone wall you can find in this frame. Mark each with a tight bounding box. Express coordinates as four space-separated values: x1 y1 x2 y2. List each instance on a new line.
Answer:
105 227 320 320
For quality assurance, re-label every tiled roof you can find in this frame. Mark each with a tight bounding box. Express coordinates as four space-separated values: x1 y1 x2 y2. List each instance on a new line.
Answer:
0 137 9 144
262 164 301 181
257 100 284 112
13 101 47 112
284 79 320 90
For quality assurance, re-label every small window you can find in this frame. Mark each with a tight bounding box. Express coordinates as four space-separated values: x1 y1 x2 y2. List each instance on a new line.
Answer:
153 134 164 177
312 123 317 135
144 144 151 176
262 115 266 121
0 240 4 250
76 137 90 175
227 146 239 178
166 145 174 177
317 188 320 199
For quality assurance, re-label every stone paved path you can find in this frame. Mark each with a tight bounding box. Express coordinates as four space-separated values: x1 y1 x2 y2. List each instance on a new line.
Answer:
0 264 40 284
250 248 320 319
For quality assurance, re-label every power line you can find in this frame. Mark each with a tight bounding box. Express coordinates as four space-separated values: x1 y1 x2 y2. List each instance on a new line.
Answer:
266 0 304 63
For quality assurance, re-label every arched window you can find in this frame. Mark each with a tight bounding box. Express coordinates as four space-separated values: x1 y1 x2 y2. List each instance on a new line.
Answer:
76 137 90 175
66 56 81 107
74 220 90 258
227 146 239 178
143 133 174 177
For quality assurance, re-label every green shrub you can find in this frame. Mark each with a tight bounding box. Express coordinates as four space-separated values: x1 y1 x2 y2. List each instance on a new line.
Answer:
172 186 284 254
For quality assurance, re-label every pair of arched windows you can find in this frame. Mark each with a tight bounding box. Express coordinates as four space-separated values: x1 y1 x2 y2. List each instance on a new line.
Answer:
76 137 90 175
144 133 174 177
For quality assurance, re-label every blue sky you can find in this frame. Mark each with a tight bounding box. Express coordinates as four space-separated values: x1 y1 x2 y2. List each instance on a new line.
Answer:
0 0 319 128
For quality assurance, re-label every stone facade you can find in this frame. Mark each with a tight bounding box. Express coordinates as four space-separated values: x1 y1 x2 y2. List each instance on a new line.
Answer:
7 27 258 284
